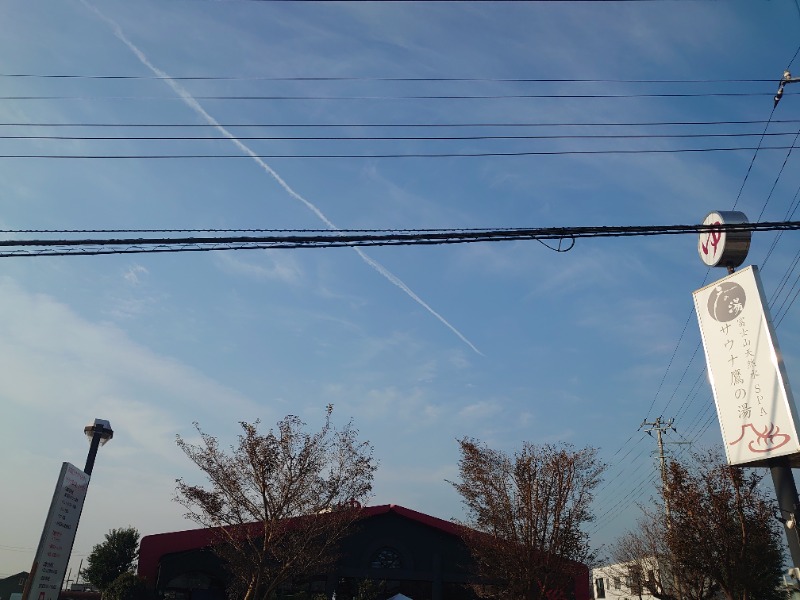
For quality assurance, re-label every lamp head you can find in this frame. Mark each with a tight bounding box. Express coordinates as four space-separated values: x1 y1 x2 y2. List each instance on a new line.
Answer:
84 418 114 446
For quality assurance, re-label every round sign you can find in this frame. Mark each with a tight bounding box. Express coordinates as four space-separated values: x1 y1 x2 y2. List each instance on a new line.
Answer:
697 211 751 268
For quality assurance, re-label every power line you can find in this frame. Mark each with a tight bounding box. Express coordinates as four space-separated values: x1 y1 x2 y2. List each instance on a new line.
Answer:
4 132 800 141
2 119 798 128
0 92 773 101
1 221 797 237
2 146 798 159
0 74 779 83
1 221 797 258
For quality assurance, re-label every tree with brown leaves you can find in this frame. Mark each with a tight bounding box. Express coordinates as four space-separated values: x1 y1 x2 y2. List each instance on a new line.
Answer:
611 451 784 600
663 452 783 600
451 438 604 600
175 405 376 600
609 511 719 600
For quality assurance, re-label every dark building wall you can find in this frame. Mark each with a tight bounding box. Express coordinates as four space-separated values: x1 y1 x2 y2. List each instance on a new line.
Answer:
0 572 28 600
139 505 589 600
338 512 474 581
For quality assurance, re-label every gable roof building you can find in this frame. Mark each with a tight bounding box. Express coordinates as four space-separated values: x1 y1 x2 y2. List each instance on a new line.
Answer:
0 572 29 600
139 504 590 600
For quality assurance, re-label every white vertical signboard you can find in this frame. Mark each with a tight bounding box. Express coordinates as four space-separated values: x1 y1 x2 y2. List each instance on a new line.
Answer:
693 265 800 466
23 463 90 600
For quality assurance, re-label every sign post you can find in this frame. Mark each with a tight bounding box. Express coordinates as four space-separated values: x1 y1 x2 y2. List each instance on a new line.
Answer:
21 463 90 600
693 266 800 466
693 212 800 568
21 420 112 600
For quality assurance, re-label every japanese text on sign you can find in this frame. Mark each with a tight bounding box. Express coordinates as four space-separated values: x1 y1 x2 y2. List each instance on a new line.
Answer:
23 463 90 600
693 266 800 466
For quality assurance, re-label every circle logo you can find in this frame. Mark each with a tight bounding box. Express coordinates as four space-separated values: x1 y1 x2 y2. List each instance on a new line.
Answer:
698 211 751 268
707 282 746 322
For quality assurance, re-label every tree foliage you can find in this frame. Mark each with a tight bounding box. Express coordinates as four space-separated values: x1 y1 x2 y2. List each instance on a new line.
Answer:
664 452 784 600
610 511 719 600
175 405 376 600
612 451 784 600
103 572 149 600
81 527 140 592
451 438 605 600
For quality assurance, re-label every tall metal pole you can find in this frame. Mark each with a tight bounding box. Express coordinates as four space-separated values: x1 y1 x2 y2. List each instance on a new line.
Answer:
84 430 103 476
82 419 113 476
728 260 800 569
770 456 800 568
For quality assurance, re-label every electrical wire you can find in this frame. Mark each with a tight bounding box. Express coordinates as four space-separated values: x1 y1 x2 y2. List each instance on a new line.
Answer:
4 131 800 142
4 146 800 159
0 221 795 257
0 74 780 83
0 92 773 101
2 119 798 128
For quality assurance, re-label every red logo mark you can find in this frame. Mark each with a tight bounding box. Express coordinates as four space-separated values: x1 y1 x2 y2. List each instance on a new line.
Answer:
729 423 791 453
701 221 722 257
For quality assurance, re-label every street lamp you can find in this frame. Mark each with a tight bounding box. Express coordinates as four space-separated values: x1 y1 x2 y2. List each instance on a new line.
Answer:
83 418 113 476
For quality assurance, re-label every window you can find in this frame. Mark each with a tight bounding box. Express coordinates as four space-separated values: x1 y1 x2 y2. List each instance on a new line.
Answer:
628 566 643 596
595 578 605 599
614 577 621 590
370 546 402 570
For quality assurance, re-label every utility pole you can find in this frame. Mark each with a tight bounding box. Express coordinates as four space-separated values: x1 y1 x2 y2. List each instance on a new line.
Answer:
641 417 676 522
642 417 685 600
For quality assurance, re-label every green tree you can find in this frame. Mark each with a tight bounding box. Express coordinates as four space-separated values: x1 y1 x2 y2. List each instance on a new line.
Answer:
175 405 376 600
103 572 148 600
81 527 140 592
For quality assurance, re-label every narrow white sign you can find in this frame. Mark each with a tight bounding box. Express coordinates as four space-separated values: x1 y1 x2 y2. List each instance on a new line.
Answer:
23 463 90 600
693 266 800 466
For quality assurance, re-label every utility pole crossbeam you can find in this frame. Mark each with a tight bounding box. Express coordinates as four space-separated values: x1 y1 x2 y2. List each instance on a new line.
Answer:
774 70 800 107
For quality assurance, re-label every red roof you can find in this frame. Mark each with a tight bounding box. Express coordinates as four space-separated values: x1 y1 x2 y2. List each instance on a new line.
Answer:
137 504 589 600
138 504 465 583
139 504 591 599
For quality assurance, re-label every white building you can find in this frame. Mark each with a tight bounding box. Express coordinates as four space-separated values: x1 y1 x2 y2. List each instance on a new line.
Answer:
591 560 659 600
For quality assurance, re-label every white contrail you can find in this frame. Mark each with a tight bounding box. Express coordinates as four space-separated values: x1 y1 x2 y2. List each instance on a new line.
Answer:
80 1 482 355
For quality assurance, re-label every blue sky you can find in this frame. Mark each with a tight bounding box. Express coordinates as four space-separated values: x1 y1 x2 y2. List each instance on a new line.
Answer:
2 0 800 579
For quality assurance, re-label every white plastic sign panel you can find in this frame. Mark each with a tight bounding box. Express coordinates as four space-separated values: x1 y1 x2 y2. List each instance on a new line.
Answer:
694 266 800 466
24 463 90 600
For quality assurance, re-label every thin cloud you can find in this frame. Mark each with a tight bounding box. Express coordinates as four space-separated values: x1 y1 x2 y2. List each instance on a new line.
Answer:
457 399 501 420
123 264 148 285
79 0 481 356
215 251 304 285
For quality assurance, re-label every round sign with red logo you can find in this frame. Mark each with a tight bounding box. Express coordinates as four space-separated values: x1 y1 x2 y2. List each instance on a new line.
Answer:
697 210 751 268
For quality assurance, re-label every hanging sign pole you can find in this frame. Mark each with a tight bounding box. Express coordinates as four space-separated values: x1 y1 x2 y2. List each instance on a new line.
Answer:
693 211 800 568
